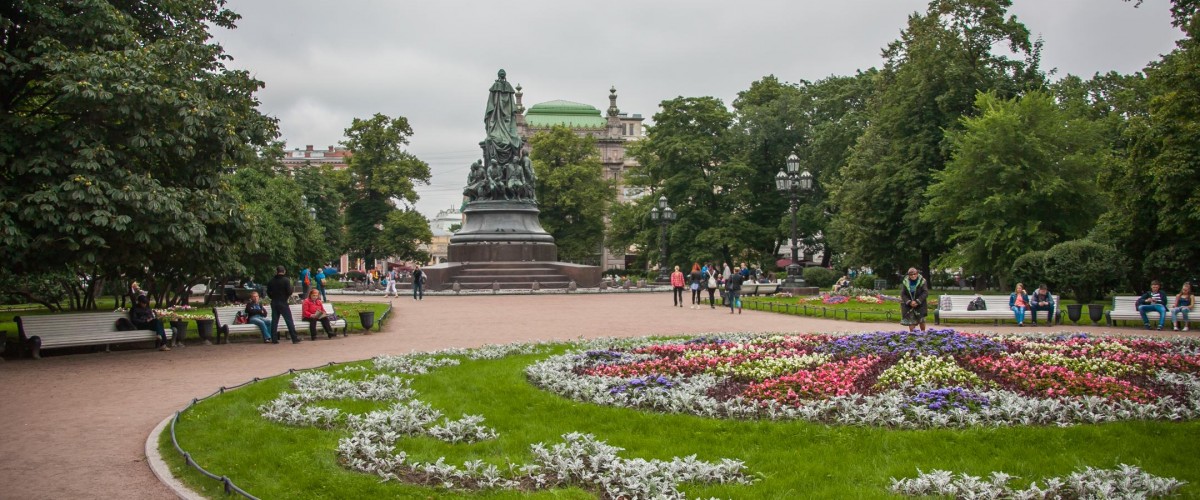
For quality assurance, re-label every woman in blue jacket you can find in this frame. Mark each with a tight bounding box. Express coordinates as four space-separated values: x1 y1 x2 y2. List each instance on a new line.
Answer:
1009 283 1030 327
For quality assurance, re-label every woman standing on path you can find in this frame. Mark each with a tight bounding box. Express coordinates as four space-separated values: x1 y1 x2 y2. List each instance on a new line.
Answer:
704 264 718 309
688 263 703 309
670 265 686 307
900 268 928 332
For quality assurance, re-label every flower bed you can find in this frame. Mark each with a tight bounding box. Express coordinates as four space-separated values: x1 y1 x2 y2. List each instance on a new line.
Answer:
528 329 1200 428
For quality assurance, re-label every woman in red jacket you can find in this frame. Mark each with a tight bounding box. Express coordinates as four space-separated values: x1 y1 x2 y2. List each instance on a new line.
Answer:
302 289 335 340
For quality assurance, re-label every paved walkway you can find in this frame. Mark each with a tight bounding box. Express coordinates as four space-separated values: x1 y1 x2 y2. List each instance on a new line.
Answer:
0 292 1164 499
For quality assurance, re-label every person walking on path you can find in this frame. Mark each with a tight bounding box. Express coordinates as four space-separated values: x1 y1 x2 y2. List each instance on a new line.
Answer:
299 267 311 299
670 265 685 307
900 267 928 332
726 270 744 314
314 268 328 301
1172 282 1193 331
384 268 398 298
243 291 272 343
412 266 425 300
1009 283 1030 327
704 265 718 309
688 263 703 309
267 266 301 343
1138 280 1169 330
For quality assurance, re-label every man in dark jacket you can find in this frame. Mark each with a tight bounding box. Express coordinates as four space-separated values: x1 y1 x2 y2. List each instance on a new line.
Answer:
267 265 300 343
727 272 744 315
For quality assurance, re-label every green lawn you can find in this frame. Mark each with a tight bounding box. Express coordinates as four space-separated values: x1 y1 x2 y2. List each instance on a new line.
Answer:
160 345 1200 499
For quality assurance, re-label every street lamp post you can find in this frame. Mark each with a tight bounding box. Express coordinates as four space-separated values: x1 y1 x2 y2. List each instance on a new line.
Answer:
648 195 675 283
775 154 813 289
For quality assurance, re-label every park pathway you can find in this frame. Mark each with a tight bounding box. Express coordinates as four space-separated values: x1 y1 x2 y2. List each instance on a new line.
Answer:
0 292 1149 499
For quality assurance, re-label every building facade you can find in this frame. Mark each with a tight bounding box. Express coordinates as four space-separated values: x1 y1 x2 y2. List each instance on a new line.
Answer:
514 86 645 270
423 206 463 265
282 145 352 170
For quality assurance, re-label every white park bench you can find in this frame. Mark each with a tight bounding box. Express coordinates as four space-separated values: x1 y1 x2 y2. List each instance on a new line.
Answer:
15 311 174 359
212 303 348 343
934 294 1060 326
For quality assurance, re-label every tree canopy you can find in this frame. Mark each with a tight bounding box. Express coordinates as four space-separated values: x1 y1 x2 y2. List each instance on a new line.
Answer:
529 126 615 264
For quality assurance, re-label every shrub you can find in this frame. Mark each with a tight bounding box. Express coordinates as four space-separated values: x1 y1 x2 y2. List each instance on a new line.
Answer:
853 273 879 290
1011 250 1048 289
345 271 366 282
1043 240 1122 304
803 267 838 288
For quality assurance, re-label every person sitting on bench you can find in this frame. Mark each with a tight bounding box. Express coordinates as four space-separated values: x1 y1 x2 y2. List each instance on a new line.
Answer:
301 289 334 340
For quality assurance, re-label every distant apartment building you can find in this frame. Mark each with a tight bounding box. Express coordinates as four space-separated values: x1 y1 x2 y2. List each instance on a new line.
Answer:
282 145 352 169
514 85 645 269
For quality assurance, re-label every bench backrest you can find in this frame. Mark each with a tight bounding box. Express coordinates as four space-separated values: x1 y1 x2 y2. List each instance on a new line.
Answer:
939 294 1059 313
1114 296 1142 311
16 311 134 338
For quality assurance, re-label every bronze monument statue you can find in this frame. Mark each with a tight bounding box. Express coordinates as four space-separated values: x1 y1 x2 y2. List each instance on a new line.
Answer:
422 70 600 289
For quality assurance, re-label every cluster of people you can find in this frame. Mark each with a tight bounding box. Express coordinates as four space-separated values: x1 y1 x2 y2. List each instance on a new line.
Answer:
1005 283 1058 327
1137 280 1193 331
669 262 760 315
251 266 340 343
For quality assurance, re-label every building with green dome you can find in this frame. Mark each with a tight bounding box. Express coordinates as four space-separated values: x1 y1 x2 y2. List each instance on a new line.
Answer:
514 86 645 270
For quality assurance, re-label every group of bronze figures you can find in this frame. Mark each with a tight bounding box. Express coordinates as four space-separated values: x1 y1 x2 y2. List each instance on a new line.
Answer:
463 147 537 202
463 69 538 203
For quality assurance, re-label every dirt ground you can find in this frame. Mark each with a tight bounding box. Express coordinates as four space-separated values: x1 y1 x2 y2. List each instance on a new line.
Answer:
0 292 1174 499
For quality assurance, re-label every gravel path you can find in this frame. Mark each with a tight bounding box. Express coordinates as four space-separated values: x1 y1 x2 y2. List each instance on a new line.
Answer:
0 292 1164 499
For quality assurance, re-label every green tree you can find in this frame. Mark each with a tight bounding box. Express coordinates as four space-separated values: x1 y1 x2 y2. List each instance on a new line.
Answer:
1100 1 1200 291
340 113 432 266
529 126 616 263
922 91 1106 288
226 158 327 283
376 209 432 264
293 164 348 264
0 1 277 307
1043 239 1123 303
829 0 1042 279
617 96 752 268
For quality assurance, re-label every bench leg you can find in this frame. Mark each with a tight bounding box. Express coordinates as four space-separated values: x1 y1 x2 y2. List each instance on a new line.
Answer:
28 336 42 360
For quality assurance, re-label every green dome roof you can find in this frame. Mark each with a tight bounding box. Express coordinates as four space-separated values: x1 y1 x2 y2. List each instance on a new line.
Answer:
525 100 606 128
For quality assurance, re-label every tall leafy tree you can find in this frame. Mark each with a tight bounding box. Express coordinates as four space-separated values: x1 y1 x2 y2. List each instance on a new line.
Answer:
829 0 1042 279
340 113 432 266
0 0 276 306
922 91 1106 288
1100 0 1200 290
293 164 349 264
529 126 616 263
616 96 752 268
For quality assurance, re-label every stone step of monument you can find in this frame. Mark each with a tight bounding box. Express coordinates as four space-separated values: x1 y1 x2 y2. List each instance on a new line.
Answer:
456 268 561 277
452 274 569 284
449 280 572 290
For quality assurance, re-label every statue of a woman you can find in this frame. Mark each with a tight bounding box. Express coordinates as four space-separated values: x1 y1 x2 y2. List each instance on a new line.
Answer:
484 69 523 164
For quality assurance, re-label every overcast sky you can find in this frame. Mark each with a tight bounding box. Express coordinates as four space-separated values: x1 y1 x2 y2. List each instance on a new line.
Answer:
211 0 1182 219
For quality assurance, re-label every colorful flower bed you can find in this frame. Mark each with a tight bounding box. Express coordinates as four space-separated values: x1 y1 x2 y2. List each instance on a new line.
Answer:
528 329 1200 428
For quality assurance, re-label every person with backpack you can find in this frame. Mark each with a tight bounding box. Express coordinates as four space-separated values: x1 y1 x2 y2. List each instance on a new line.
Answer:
703 264 718 309
299 267 311 298
314 268 327 301
412 266 425 301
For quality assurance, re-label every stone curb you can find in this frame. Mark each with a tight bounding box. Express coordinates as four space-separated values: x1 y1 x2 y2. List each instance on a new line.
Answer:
146 414 206 500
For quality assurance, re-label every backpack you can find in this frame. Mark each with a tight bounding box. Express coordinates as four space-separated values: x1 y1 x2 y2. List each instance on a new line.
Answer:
967 297 987 311
115 318 137 331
